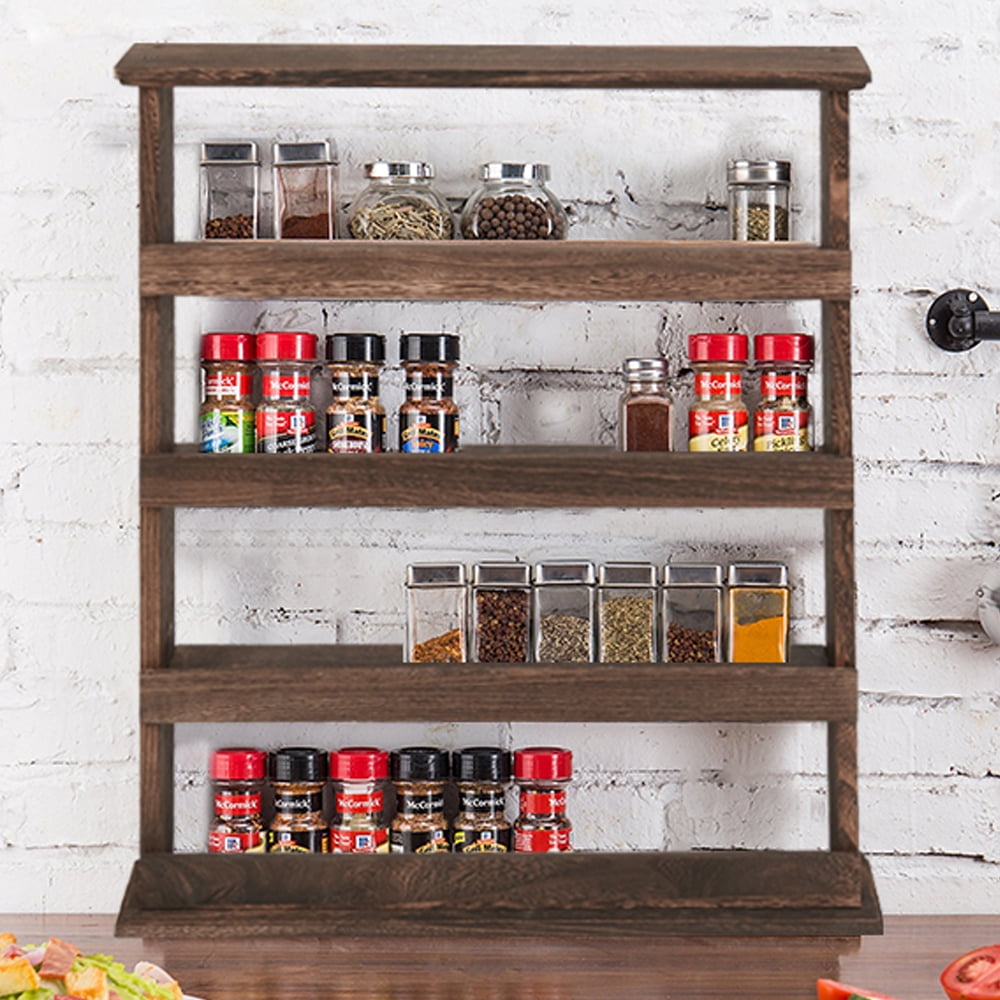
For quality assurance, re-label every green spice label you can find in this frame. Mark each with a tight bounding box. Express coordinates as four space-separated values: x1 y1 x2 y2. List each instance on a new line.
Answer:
200 409 255 453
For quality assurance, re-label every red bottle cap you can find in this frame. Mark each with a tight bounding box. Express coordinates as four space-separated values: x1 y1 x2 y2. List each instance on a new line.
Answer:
754 333 814 364
210 747 267 780
256 331 318 361
330 746 390 781
201 333 255 361
514 746 573 781
688 333 748 364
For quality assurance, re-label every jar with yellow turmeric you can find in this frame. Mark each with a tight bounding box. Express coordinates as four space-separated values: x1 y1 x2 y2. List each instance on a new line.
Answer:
726 563 789 663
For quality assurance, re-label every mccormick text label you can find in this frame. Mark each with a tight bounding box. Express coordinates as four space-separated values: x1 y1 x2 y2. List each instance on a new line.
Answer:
513 827 572 853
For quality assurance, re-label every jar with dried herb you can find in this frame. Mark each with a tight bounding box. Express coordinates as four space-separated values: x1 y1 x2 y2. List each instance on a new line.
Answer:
405 563 466 663
687 333 749 452
273 140 337 239
208 746 266 853
533 561 595 663
390 746 451 853
325 333 386 453
200 141 259 239
597 563 657 663
727 159 791 241
255 331 318 454
267 747 329 853
200 333 256 454
621 357 672 452
347 161 453 240
727 563 790 663
459 162 567 240
399 333 460 453
451 747 512 853
513 746 572 853
753 333 814 452
472 562 531 663
663 563 723 663
329 746 390 854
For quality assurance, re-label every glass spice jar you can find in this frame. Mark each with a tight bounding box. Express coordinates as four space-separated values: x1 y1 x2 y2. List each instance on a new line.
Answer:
347 161 453 241
398 333 460 453
513 746 572 853
325 333 386 454
267 746 329 853
208 747 266 853
472 562 531 664
727 563 790 663
727 158 791 242
533 561 595 663
451 747 512 853
200 141 259 239
329 746 390 854
663 563 723 663
620 357 672 452
753 333 814 452
255 331 318 454
273 140 337 239
390 747 451 853
597 562 657 663
687 333 749 453
406 563 467 663
199 333 256 454
459 162 568 241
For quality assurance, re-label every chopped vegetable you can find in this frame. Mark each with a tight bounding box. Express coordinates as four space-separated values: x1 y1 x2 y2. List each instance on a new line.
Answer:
941 945 1000 1000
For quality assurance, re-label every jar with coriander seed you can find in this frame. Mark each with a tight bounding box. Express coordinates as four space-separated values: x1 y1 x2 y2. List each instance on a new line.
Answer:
347 161 453 241
597 562 657 663
533 561 595 663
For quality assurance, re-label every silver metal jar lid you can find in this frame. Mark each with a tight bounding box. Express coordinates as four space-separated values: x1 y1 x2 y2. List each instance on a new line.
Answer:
599 563 657 588
728 562 788 587
727 159 791 184
473 562 531 588
480 162 551 182
623 357 669 380
201 141 259 165
664 563 724 587
534 561 596 586
407 563 466 587
365 161 434 179
274 141 334 165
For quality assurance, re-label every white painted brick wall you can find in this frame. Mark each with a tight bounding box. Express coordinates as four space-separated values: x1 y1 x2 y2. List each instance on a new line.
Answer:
1 0 999 915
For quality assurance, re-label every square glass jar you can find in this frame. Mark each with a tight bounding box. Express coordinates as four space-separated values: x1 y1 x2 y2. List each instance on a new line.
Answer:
533 561 595 663
597 563 657 663
200 142 259 239
662 563 723 663
405 563 467 663
273 141 337 239
727 562 789 662
472 562 531 663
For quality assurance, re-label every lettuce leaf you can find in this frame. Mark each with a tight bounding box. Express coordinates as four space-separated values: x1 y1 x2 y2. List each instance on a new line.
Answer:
73 956 174 1000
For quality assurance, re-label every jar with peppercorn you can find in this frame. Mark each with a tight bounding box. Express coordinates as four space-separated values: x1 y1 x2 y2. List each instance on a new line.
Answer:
451 747 512 853
406 563 467 663
390 747 451 853
200 333 256 454
398 333 460 453
329 746 390 854
200 141 259 239
460 162 568 241
267 746 329 853
662 563 723 663
325 333 386 454
753 333 814 452
687 333 749 452
255 331 318 454
347 161 453 240
471 562 531 663
513 746 573 853
208 747 266 853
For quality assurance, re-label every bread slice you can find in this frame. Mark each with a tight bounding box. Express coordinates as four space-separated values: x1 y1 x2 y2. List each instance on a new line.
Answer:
0 935 17 956
0 956 41 994
65 965 109 1000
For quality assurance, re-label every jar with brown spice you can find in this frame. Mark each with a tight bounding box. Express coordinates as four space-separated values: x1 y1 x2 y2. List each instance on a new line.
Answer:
255 331 318 454
620 358 672 452
390 746 451 853
405 563 467 663
208 747 266 853
472 562 531 663
459 162 568 241
399 333 460 453
273 141 337 239
329 746 390 854
200 141 259 239
267 747 329 853
687 333 749 453
325 333 386 454
451 747 512 853
200 333 256 454
662 563 723 663
513 746 572 853
753 333 814 452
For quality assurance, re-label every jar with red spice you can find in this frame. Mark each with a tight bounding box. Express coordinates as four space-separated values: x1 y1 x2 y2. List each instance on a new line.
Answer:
329 746 390 854
255 331 318 453
620 357 671 452
200 333 256 454
208 747 266 853
687 333 749 452
753 333 814 452
513 746 572 853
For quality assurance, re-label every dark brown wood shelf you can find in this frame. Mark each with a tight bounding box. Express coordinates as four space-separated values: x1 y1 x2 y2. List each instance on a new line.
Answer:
140 240 850 302
142 643 854 723
141 448 854 509
115 43 872 90
116 851 882 938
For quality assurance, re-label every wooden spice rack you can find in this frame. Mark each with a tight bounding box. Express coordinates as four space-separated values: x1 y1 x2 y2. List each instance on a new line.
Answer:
114 42 878 938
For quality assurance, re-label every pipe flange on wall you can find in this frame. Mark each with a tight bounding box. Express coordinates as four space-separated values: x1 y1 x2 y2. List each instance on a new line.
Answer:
925 288 1000 352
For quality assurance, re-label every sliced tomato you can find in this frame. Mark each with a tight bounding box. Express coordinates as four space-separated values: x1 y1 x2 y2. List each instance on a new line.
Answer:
941 945 1000 1000
817 978 905 1000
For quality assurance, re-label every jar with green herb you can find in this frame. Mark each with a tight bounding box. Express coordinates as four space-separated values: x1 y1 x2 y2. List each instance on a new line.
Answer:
727 159 791 241
533 561 595 663
347 161 453 240
597 562 657 663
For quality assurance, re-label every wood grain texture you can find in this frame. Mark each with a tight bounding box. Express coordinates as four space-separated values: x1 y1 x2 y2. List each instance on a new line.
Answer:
821 91 851 251
140 644 855 723
115 44 873 90
139 241 852 303
114 851 877 938
140 449 855 509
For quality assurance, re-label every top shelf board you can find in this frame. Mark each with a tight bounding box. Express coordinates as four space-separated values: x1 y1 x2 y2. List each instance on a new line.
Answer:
115 44 872 91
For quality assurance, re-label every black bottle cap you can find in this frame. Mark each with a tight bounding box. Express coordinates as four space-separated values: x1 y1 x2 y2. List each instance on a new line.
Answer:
399 333 460 363
452 746 511 782
325 333 386 364
271 746 328 782
391 746 450 781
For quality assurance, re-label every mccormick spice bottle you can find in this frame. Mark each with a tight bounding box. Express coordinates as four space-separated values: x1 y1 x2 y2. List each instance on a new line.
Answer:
399 333 460 453
255 331 318 453
753 333 814 452
329 746 390 854
325 333 386 454
513 747 572 853
200 333 256 453
273 141 337 239
620 358 672 452
451 747 512 852
208 747 266 853
727 563 790 663
267 747 329 853
687 333 749 452
390 747 451 853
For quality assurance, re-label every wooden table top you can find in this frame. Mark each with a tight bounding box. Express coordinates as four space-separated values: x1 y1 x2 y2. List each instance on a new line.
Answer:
1 914 993 1000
